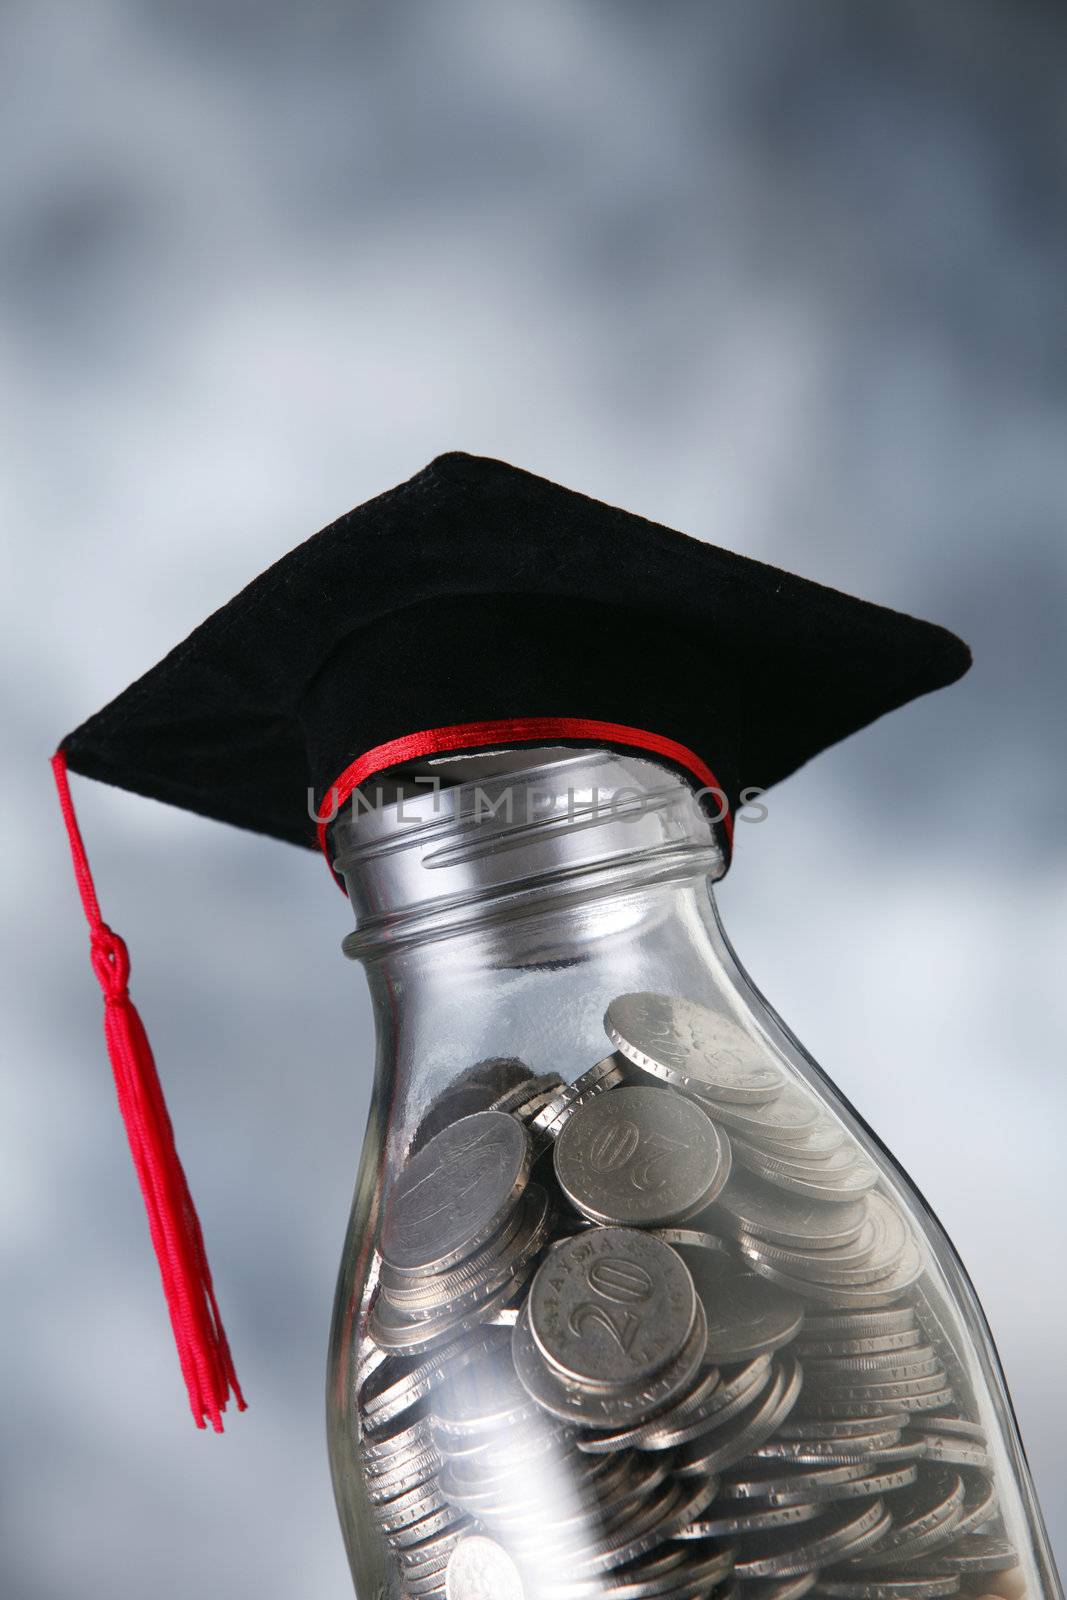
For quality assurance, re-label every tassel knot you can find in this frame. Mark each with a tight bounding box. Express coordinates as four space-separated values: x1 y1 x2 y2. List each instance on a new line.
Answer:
91 924 130 998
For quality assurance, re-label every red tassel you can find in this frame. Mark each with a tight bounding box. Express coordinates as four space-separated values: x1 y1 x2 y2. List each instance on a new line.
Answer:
52 750 245 1431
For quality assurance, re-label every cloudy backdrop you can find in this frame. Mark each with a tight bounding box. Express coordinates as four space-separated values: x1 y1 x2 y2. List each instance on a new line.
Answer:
3 2 1065 1595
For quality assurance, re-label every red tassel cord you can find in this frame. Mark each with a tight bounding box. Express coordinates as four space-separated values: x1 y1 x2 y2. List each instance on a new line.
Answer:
51 750 245 1431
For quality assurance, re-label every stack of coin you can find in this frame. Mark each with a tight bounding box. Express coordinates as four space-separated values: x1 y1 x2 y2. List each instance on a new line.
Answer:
528 1053 629 1143
355 991 1017 1600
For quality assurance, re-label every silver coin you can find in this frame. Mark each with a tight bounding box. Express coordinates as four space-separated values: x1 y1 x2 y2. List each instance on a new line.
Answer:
733 1138 867 1181
401 1521 473 1579
370 1270 528 1356
795 1330 925 1358
814 1579 961 1599
682 1248 805 1363
905 1432 993 1470
412 1084 499 1153
778 1412 908 1441
746 1230 924 1307
381 1112 532 1275
736 1216 880 1281
921 1535 1019 1574
953 1473 998 1537
512 1295 708 1429
800 1341 937 1373
605 992 784 1104
720 1459 873 1502
802 1309 917 1337
731 1497 891 1578
703 1085 822 1146
576 1350 775 1455
916 1415 987 1443
488 1072 563 1117
676 1355 802 1477
801 1388 955 1419
848 1469 964 1567
599 1543 737 1599
714 1169 869 1249
646 1224 732 1255
680 1499 824 1538
554 1085 731 1227
381 1184 552 1314
432 1358 538 1438
806 1371 949 1404
360 1408 434 1466
377 1478 450 1535
392 1500 470 1550
754 1119 850 1160
530 1056 630 1141
360 1328 511 1431
754 1424 904 1462
731 1138 879 1203
778 1197 909 1288
527 1227 696 1389
807 1363 944 1395
788 1462 919 1504
445 1533 527 1599
571 1363 723 1454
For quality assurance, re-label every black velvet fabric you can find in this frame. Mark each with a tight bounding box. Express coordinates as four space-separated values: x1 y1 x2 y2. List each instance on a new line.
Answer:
60 452 970 858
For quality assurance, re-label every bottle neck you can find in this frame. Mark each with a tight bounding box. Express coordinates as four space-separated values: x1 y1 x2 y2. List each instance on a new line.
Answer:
330 747 727 967
328 750 743 1100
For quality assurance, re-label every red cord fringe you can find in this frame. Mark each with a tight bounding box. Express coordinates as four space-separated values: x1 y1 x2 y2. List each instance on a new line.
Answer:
52 750 245 1431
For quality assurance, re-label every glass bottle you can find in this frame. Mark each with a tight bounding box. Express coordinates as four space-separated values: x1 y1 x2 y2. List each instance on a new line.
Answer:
325 746 1059 1600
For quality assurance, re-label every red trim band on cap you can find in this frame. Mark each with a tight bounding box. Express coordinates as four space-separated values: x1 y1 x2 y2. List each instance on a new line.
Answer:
315 717 732 876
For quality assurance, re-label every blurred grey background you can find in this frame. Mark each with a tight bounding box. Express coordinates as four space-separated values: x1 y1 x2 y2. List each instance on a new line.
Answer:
3 1 1065 1595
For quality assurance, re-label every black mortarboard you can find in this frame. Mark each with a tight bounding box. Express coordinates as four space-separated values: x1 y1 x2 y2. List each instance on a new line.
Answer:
59 451 970 865
52 451 970 1429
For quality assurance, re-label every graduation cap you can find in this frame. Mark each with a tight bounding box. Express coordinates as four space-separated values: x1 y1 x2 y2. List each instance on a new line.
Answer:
52 451 970 1430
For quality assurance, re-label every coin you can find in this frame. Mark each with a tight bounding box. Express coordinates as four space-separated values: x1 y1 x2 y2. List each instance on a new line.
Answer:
814 1578 962 1598
360 1328 511 1431
904 1431 993 1470
747 1230 924 1308
446 1533 525 1598
778 1413 909 1441
795 1330 925 1358
527 1227 697 1389
754 1424 905 1462
511 1296 708 1429
605 992 784 1103
682 1248 805 1363
646 1224 732 1255
554 1085 731 1226
953 1473 998 1536
488 1073 564 1117
847 1469 964 1565
802 1309 917 1337
676 1356 803 1478
353 1004 1020 1600
701 1084 822 1145
382 1112 532 1275
713 1168 869 1250
730 1138 879 1203
681 1499 824 1537
921 1535 1019 1575
919 1416 987 1443
731 1497 892 1577
380 1183 552 1314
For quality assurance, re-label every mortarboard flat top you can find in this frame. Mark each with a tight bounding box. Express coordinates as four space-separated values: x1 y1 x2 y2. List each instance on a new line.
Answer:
60 451 970 865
